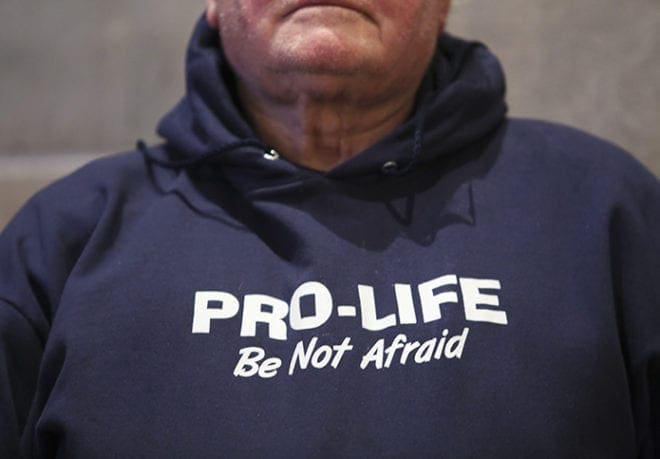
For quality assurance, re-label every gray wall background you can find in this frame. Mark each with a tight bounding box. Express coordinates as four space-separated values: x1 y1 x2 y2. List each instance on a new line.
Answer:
1 0 659 227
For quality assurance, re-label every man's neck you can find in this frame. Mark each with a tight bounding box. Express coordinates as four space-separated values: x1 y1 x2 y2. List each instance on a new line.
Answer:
237 80 418 172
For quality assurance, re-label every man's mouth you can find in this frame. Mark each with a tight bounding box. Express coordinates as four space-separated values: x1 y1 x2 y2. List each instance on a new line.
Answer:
283 0 370 20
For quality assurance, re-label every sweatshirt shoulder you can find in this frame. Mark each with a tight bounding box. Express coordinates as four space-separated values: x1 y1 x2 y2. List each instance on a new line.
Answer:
37 149 151 199
2 149 159 246
501 118 658 191
25 149 156 210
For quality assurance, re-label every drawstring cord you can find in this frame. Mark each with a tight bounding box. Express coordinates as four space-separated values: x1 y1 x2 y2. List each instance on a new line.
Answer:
137 138 268 169
381 62 435 177
382 99 429 177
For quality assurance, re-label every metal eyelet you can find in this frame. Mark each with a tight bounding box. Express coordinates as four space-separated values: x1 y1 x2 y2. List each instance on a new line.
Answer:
263 149 280 161
381 161 399 173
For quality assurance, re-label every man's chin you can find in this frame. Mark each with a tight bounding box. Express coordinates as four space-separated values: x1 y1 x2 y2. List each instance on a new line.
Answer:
270 22 380 72
270 42 376 77
273 59 359 77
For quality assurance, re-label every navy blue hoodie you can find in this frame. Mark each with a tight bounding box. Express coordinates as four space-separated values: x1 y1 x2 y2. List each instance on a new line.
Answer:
1 17 659 458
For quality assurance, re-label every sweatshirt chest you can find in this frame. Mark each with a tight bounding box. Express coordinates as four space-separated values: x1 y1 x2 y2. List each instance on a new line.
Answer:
53 182 623 378
34 188 637 457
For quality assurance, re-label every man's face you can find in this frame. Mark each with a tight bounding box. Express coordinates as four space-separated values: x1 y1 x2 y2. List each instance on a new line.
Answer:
207 0 450 100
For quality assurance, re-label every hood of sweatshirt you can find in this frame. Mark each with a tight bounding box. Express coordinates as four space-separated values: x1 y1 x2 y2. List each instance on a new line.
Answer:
147 17 507 187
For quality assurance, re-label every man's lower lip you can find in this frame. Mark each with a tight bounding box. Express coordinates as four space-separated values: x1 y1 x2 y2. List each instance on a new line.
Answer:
288 3 360 16
295 5 353 12
288 4 367 21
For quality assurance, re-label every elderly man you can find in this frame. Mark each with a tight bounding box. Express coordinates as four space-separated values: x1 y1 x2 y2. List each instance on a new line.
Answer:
1 1 658 457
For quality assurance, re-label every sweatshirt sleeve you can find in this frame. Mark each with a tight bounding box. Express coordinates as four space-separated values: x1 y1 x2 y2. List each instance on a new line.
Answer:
609 161 660 456
0 176 103 456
